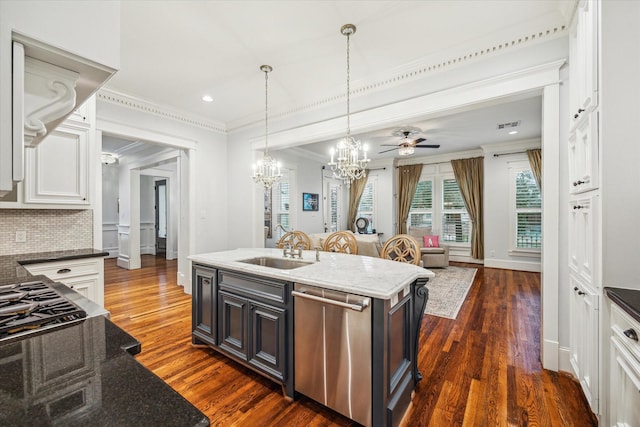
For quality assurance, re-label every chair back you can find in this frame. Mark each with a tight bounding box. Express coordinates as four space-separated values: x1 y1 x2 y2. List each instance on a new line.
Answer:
277 231 311 250
380 234 421 265
322 231 358 254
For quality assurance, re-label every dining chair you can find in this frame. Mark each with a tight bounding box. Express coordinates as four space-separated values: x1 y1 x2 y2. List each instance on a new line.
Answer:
322 231 358 255
380 234 421 265
277 231 311 250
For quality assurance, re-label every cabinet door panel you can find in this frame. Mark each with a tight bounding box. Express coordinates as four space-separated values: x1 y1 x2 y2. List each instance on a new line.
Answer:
610 336 640 426
219 291 248 360
25 124 89 204
192 266 216 345
249 302 285 380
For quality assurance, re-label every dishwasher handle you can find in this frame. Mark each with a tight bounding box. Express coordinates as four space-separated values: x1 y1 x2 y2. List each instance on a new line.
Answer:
292 290 369 312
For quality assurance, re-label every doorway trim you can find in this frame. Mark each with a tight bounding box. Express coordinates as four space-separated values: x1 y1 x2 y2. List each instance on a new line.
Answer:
96 118 197 288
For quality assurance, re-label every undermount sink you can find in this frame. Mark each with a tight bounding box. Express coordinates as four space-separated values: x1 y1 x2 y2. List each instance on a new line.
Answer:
239 257 312 270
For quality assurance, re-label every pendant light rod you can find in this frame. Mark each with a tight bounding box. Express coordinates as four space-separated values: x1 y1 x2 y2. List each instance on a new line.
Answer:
260 64 272 155
252 64 282 189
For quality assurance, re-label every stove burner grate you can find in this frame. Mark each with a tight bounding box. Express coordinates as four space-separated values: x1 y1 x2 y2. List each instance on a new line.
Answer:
0 281 87 339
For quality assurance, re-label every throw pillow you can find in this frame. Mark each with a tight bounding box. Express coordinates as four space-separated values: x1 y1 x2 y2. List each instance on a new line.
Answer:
423 235 440 248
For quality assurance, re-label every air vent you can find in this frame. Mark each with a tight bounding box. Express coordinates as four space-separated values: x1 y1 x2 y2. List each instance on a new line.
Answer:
497 121 520 130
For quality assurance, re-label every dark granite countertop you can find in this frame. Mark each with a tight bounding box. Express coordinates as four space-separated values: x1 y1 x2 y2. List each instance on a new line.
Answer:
0 248 108 286
0 311 208 426
605 287 640 324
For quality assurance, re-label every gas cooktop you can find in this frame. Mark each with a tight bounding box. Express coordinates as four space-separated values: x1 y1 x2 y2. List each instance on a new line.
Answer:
0 281 87 341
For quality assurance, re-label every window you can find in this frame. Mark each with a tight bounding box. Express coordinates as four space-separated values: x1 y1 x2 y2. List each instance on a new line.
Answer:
441 178 471 244
408 179 433 228
273 169 290 240
512 164 541 250
356 180 375 233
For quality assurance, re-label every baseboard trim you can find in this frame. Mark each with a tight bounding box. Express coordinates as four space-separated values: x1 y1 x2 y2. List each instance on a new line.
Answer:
484 258 541 272
542 339 559 371
117 256 130 269
558 346 572 373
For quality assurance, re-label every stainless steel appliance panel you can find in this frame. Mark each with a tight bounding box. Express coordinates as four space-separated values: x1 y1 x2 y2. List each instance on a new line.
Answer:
293 284 372 426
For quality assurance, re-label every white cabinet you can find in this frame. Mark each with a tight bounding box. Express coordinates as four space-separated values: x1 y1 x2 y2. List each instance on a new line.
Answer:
24 122 90 205
569 0 598 125
568 112 599 194
568 194 599 287
23 257 104 307
609 303 640 426
0 97 96 208
569 274 600 412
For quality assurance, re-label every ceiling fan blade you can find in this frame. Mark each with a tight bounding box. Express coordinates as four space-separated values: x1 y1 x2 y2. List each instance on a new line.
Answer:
380 144 402 147
414 144 440 149
378 147 400 154
414 138 426 144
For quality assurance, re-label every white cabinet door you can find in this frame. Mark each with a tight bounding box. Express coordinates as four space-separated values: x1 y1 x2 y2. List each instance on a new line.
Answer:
569 274 599 412
569 112 599 195
570 0 598 126
568 194 599 287
24 122 90 205
610 303 640 427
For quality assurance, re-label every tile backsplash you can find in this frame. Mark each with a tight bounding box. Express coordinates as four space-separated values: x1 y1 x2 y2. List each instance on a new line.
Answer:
0 209 93 256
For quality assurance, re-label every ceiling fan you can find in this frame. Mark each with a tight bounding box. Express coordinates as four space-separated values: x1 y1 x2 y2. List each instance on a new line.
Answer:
378 130 440 155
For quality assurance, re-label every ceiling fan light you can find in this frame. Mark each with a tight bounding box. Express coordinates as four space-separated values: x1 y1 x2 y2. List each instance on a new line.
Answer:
398 146 414 156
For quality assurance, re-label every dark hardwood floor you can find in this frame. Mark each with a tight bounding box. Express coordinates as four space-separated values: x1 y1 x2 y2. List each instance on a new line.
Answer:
104 256 597 426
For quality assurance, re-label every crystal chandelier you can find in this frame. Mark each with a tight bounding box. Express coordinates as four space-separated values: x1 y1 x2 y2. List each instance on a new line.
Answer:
398 145 415 156
328 24 369 185
252 65 282 189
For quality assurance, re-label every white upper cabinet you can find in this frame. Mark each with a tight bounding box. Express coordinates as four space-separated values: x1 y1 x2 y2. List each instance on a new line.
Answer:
569 0 599 127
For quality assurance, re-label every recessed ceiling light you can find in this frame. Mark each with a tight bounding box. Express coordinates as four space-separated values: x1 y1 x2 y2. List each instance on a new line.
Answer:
508 130 518 135
202 95 213 103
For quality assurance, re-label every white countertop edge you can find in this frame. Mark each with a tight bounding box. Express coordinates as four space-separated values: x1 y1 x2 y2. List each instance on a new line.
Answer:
188 248 434 300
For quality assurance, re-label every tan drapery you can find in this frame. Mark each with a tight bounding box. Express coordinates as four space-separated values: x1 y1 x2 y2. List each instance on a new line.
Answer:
347 171 369 232
527 148 542 190
397 164 423 234
451 157 484 259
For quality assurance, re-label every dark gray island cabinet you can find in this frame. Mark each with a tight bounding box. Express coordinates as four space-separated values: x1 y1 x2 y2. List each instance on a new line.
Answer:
190 248 433 427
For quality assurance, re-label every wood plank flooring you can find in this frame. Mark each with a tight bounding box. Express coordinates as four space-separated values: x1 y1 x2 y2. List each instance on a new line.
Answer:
104 256 597 426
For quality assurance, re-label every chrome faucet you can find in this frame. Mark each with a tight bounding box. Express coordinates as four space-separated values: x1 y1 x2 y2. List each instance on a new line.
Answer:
283 244 302 259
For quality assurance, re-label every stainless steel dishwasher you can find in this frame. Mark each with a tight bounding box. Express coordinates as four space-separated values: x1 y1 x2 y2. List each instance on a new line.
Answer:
292 283 372 426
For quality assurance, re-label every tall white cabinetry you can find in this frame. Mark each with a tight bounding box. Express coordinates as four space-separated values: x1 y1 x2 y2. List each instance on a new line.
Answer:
567 0 600 414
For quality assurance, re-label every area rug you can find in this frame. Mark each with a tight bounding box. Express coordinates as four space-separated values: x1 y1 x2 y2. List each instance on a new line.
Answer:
424 266 477 319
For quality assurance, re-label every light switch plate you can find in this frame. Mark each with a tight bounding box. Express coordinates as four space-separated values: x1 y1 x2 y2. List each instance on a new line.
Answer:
15 230 26 243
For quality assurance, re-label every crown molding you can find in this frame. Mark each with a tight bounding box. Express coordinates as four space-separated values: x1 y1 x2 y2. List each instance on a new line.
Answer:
228 22 568 133
97 88 227 134
481 138 541 155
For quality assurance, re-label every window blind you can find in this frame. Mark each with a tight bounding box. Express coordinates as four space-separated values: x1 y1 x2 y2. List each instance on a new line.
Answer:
356 181 375 232
515 170 541 249
273 170 290 239
441 178 470 243
409 180 433 228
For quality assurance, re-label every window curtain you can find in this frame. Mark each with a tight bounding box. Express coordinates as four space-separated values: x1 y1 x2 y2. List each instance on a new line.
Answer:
527 148 542 190
451 157 484 259
397 164 423 234
347 170 369 232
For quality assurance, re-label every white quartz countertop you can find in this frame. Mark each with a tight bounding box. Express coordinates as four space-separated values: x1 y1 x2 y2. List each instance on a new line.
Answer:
189 248 434 300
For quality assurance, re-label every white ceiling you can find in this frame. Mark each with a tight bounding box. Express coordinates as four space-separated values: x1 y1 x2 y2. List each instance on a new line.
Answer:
102 1 571 160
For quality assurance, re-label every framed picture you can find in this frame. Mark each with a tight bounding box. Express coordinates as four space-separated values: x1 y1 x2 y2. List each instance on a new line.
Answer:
302 192 319 211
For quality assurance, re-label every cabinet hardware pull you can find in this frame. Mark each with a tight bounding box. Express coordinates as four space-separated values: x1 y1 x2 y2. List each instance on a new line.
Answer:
57 268 71 274
291 290 369 312
573 205 583 210
573 180 585 187
624 328 639 342
573 286 579 292
577 290 585 296
573 108 585 119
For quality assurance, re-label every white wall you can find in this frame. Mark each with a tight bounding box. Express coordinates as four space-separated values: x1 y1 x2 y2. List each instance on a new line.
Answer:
600 1 640 290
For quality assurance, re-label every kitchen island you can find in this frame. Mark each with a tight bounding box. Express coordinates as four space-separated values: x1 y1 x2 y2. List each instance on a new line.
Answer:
189 248 434 427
